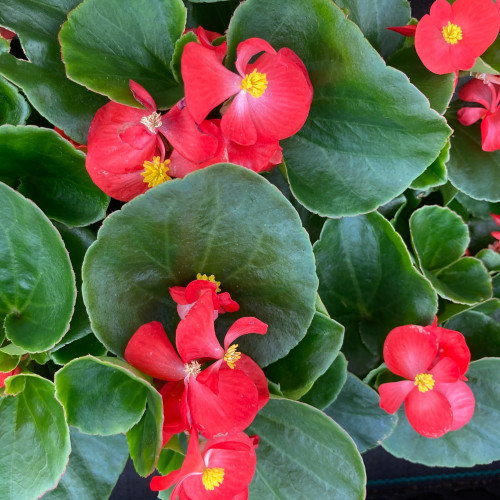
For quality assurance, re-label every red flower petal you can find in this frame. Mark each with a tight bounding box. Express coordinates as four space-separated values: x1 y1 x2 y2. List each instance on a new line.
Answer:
129 80 156 112
221 91 258 146
387 25 417 37
481 109 500 151
0 27 16 40
176 290 224 363
436 381 475 431
226 138 282 173
217 292 240 313
159 380 187 446
0 367 21 388
405 387 453 438
491 213 500 226
169 286 188 305
184 280 219 307
427 325 470 378
223 317 268 350
124 321 185 381
383 325 439 380
379 381 415 414
429 356 460 383
235 38 277 77
457 106 488 126
118 124 155 150
459 78 494 108
187 369 259 438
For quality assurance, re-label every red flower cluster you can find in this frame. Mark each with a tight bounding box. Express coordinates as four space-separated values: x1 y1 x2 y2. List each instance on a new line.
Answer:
124 274 268 497
85 28 312 201
379 323 475 438
458 75 500 152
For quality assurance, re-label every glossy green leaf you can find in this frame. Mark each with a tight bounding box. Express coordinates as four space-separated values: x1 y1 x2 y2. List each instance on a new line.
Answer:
410 141 449 190
170 31 198 84
43 429 129 500
335 0 410 58
185 0 240 33
0 374 70 500
445 310 500 360
264 311 343 399
157 448 184 476
0 184 76 352
248 398 366 499
383 358 500 466
300 352 348 409
324 372 398 453
410 206 492 304
0 351 19 371
0 0 107 143
0 75 30 125
482 36 500 73
314 211 437 374
388 46 455 115
227 0 450 217
0 126 109 226
478 248 500 272
83 165 318 366
446 106 500 202
51 333 106 365
60 0 185 108
55 356 160 437
438 297 500 323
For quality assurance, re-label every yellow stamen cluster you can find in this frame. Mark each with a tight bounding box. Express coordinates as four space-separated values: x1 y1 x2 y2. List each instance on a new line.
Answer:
184 360 201 380
414 373 435 393
224 344 241 369
140 111 162 132
202 467 225 490
141 157 172 188
240 69 268 98
196 273 221 293
442 21 463 45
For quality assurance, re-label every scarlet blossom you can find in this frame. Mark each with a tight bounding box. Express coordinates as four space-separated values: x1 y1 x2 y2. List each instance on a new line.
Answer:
414 0 500 75
379 324 475 438
124 291 268 439
185 26 227 63
86 81 217 201
0 367 21 389
150 429 258 499
181 38 313 146
169 273 239 320
457 76 500 152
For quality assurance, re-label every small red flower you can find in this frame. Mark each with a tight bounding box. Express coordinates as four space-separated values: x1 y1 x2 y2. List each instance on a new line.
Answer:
0 367 21 388
169 273 239 320
379 324 475 438
415 0 500 75
150 429 258 499
458 76 500 152
181 38 313 146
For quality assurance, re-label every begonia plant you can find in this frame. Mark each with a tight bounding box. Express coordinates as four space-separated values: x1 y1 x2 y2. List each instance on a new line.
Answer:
0 0 500 499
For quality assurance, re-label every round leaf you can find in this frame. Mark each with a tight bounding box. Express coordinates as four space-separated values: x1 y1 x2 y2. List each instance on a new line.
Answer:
248 398 366 499
227 0 451 217
0 374 70 500
0 75 29 125
0 126 109 226
382 358 500 467
0 183 76 352
82 164 318 366
59 0 186 108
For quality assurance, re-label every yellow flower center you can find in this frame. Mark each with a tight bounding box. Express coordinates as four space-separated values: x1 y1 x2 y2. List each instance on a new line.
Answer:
223 344 241 369
240 69 268 98
184 360 201 380
442 21 463 45
141 157 172 188
140 111 162 132
196 273 221 293
414 373 435 393
202 467 225 490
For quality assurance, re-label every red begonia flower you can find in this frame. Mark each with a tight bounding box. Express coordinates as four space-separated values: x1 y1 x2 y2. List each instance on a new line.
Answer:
150 429 258 499
86 82 217 201
169 274 239 320
379 324 475 438
185 26 227 63
458 77 500 152
181 38 313 146
0 367 21 388
415 0 500 75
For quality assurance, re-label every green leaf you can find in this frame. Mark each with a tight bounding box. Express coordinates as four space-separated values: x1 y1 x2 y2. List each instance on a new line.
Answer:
482 36 500 73
324 372 398 453
0 0 107 143
335 0 410 58
0 350 19 371
83 164 318 367
0 75 30 125
0 374 70 500
388 46 455 115
314 211 437 374
227 0 451 217
248 398 366 498
0 126 109 226
410 141 449 190
170 31 198 84
54 356 159 437
157 447 184 476
50 333 106 365
300 352 348 409
410 206 492 304
42 429 129 500
59 0 185 108
446 106 500 202
477 248 500 272
0 183 76 352
264 311 344 399
185 0 240 33
383 358 500 466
